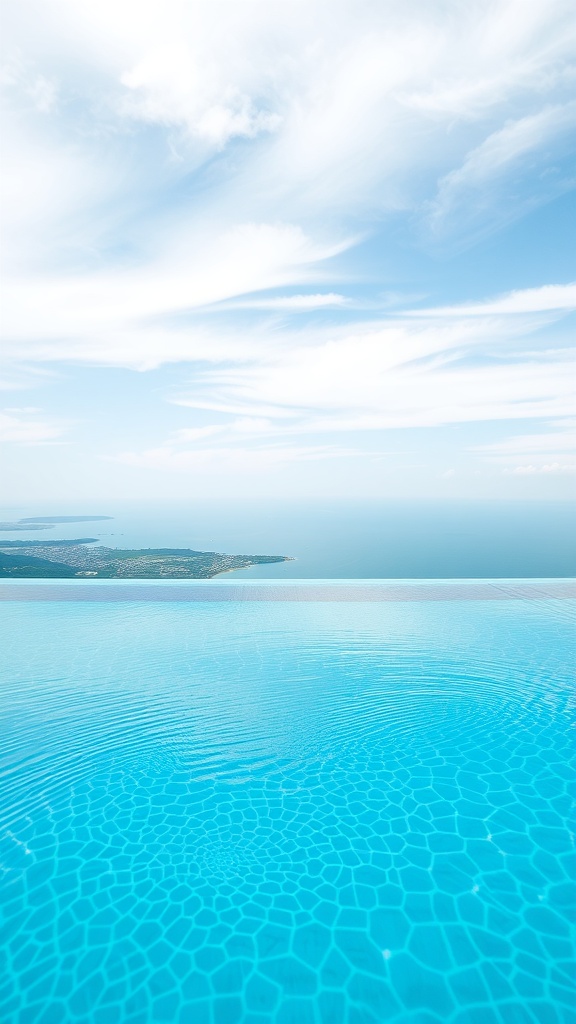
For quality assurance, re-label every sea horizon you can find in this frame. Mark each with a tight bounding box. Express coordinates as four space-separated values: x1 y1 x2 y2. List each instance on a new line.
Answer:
1 499 574 580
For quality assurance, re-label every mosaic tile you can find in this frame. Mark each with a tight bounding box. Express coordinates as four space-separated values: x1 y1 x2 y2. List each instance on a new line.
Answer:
1 594 575 1022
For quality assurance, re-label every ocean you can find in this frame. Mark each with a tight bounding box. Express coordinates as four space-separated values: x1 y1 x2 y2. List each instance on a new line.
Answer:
1 500 574 578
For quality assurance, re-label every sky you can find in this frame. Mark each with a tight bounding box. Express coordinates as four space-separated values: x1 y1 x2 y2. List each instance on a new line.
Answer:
1 0 575 503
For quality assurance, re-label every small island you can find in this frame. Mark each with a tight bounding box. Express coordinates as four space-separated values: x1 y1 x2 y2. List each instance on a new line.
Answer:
0 540 291 579
0 515 114 532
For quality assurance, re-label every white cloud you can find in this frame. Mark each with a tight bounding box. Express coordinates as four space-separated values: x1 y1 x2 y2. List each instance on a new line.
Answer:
119 44 281 148
474 419 576 475
218 293 347 311
27 74 58 113
1 51 58 113
110 442 356 474
427 103 576 242
0 408 65 444
506 462 574 474
1 0 575 497
1 0 574 301
163 315 575 440
405 282 576 317
476 421 575 456
2 0 575 261
110 345 574 472
2 223 349 367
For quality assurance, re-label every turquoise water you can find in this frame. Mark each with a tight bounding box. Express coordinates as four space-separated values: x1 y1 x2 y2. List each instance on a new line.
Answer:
1 583 575 1024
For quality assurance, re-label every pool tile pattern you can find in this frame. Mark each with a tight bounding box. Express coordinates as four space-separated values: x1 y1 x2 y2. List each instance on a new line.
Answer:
1 594 575 1023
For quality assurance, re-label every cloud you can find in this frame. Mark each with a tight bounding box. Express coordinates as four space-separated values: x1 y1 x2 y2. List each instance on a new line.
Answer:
173 344 573 431
110 441 357 474
217 293 348 311
474 419 576 475
161 291 574 434
1 51 59 113
506 462 574 474
111 340 574 472
2 0 575 264
1 1 575 497
2 1 575 303
119 44 281 148
428 103 576 242
157 315 575 457
0 408 65 444
2 223 349 367
476 420 575 456
27 74 58 113
404 282 576 317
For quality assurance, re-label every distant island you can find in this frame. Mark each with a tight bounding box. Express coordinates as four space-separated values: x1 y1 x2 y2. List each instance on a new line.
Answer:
20 516 113 524
0 515 113 532
0 540 291 579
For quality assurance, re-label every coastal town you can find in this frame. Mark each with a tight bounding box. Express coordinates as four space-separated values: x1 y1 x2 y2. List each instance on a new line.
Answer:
0 541 290 579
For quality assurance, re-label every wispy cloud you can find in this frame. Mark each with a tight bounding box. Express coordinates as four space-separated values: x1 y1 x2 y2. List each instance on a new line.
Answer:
505 463 574 474
172 340 573 431
110 442 358 474
427 104 576 243
0 408 65 444
119 44 281 148
3 0 575 274
215 293 348 312
2 223 349 367
1 0 575 498
404 283 576 317
474 419 576 476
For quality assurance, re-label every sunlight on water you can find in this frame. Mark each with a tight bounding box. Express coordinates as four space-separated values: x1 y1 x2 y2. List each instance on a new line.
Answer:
1 590 575 1023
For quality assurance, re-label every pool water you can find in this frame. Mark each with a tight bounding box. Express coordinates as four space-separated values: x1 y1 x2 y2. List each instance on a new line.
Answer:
1 582 575 1024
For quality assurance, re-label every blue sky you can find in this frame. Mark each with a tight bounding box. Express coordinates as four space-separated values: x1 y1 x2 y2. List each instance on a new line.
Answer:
1 0 575 501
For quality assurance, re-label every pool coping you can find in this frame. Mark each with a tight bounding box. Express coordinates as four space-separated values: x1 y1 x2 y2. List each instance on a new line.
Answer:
1 579 575 601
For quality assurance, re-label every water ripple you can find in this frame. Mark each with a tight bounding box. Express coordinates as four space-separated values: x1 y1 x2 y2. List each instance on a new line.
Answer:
1 599 575 1024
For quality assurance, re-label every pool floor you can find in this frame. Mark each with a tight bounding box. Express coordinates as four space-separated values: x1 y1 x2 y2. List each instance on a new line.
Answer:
1 585 575 1023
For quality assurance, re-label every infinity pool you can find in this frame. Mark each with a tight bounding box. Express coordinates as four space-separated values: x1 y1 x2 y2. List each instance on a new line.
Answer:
1 581 575 1024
